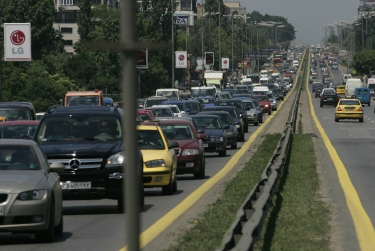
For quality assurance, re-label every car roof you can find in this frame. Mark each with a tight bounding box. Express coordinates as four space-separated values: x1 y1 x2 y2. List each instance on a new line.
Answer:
143 119 193 125
216 99 241 102
0 120 39 125
46 105 120 115
0 102 35 109
199 111 231 115
0 138 39 146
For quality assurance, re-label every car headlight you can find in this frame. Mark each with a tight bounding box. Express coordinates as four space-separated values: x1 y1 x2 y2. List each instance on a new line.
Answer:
107 152 125 167
235 124 241 128
17 190 47 200
265 104 269 107
182 149 199 155
145 159 166 167
226 131 234 136
210 137 224 141
247 113 255 117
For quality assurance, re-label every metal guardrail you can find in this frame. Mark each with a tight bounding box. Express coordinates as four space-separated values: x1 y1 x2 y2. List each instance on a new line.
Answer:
216 51 307 251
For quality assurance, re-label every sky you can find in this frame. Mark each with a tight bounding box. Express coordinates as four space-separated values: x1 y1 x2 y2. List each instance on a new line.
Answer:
227 0 360 45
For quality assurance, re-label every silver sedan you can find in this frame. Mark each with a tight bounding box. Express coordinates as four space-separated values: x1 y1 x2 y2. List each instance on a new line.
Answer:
0 139 65 242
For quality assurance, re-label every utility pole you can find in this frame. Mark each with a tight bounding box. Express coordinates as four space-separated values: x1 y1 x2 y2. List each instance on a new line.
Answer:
172 0 175 87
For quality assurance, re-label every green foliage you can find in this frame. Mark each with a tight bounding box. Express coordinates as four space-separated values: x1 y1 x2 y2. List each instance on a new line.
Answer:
77 0 92 42
351 50 375 75
327 34 338 44
0 0 62 60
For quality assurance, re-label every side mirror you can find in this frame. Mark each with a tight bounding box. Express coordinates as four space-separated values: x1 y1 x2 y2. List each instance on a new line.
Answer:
198 133 207 140
168 141 179 149
49 162 65 172
197 129 205 134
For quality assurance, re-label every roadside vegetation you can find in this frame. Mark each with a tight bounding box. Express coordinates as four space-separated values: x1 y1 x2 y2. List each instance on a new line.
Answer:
162 134 282 251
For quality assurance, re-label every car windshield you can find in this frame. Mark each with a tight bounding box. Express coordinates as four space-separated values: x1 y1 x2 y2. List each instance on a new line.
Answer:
216 102 243 110
0 108 32 121
160 124 194 140
0 124 38 139
138 130 165 149
0 145 40 170
186 103 200 111
67 96 99 106
252 96 268 101
36 116 122 142
243 101 255 109
149 108 173 117
198 98 215 104
192 117 222 129
215 114 232 125
139 113 152 121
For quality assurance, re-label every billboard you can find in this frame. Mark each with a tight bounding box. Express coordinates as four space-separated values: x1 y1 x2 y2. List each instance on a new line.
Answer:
136 49 148 69
175 51 187 68
4 23 32 61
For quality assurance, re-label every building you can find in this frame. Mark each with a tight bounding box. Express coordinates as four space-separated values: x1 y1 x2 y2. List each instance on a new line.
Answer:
54 0 197 53
224 1 246 17
358 0 375 13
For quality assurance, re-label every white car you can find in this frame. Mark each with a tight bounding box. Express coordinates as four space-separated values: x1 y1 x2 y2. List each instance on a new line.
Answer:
152 105 186 117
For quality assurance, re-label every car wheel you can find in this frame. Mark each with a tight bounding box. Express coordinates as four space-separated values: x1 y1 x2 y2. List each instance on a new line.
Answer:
268 110 272 115
194 156 205 179
140 177 145 207
231 143 237 149
172 176 177 192
320 103 323 107
282 98 284 101
162 175 174 195
335 118 339 122
240 132 245 142
118 197 124 213
260 116 263 123
244 123 249 133
54 212 63 236
359 118 364 122
36 200 55 243
368 103 371 107
219 148 226 157
254 120 259 126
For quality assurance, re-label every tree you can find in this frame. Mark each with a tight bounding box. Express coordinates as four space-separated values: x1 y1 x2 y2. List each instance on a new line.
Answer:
351 50 375 75
327 34 338 44
77 0 92 42
0 0 61 60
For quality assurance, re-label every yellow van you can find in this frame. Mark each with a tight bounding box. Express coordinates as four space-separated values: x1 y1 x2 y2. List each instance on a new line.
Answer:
64 89 104 106
337 85 346 96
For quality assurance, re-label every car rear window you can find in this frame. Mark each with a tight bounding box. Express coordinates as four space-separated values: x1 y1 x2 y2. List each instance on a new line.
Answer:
339 100 360 105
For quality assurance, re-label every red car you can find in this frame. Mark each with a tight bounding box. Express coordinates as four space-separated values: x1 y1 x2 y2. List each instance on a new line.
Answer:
251 95 272 115
137 109 155 122
284 72 292 78
0 120 39 139
143 119 206 179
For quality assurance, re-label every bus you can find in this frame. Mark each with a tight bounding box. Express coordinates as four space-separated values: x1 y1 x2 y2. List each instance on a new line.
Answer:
273 57 283 67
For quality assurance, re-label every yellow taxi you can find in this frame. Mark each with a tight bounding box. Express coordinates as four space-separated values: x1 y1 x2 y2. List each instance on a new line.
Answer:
336 85 346 96
137 124 178 195
335 99 363 122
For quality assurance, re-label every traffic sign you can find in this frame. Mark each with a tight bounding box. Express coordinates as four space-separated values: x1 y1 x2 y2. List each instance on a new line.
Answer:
175 51 187 68
4 23 32 61
221 58 229 69
136 49 148 69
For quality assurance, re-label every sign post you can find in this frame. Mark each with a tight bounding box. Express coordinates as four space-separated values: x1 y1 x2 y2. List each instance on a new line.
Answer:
175 51 187 68
136 49 148 97
221 58 229 69
4 23 32 61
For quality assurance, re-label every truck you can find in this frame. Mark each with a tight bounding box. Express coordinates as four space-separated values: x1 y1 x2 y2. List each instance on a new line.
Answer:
64 90 104 106
367 78 375 96
346 78 362 98
155 88 180 100
191 86 217 98
203 71 227 92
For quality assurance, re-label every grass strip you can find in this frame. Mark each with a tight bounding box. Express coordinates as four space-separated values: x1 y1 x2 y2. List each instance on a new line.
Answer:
254 133 331 251
162 134 282 251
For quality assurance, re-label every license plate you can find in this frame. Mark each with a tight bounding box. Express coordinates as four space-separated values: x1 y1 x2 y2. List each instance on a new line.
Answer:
62 182 91 189
345 107 355 110
0 207 3 216
203 144 208 147
327 98 333 100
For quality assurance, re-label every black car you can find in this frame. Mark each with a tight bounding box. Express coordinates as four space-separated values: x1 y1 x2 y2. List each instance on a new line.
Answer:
0 102 37 120
198 111 238 149
190 114 229 156
214 99 249 133
275 90 285 101
202 106 245 142
33 106 144 213
320 89 339 107
315 88 322 98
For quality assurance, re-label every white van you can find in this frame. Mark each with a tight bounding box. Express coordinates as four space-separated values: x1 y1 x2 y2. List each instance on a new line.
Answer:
260 70 268 75
367 78 375 96
346 78 362 98
252 86 270 93
259 78 269 85
292 60 299 68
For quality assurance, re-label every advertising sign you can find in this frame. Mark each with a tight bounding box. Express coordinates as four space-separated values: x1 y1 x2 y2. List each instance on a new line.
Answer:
221 58 229 69
4 23 32 61
174 16 188 25
136 49 148 69
175 51 187 68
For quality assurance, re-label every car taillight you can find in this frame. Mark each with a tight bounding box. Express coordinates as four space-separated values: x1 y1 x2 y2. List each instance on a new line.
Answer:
321 96 325 100
335 96 339 101
337 106 342 111
358 107 363 111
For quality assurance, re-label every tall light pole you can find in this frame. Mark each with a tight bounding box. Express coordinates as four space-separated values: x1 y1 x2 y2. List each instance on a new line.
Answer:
172 0 175 87
218 0 221 70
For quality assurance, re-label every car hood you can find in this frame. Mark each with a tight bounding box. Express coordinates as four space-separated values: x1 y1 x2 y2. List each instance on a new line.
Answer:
170 139 199 150
0 171 44 193
38 140 123 159
246 108 258 114
141 150 169 162
203 129 225 137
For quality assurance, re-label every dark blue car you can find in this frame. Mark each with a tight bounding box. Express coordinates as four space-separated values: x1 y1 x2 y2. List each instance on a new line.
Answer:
189 114 229 157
